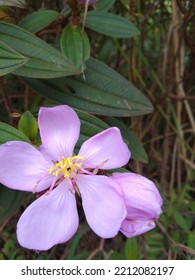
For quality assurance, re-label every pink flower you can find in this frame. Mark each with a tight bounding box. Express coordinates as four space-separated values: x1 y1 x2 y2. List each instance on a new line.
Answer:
77 0 96 5
111 172 163 237
0 105 130 250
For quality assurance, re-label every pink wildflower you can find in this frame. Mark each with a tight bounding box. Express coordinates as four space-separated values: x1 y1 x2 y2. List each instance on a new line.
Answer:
111 172 163 237
0 105 130 250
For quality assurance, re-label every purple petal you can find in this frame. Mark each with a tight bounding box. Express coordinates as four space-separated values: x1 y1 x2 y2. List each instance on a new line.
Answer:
38 145 54 162
38 105 80 161
17 180 79 250
120 219 155 238
76 174 127 238
112 172 163 219
78 127 130 170
0 141 51 192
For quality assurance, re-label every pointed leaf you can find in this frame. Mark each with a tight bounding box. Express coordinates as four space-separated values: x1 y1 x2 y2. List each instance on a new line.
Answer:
0 21 80 78
86 11 140 38
18 10 59 34
0 41 28 76
23 58 153 117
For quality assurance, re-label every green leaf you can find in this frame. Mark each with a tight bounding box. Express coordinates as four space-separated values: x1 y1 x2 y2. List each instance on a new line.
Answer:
0 0 26 8
96 0 116 11
61 24 90 70
18 111 38 140
0 122 31 144
173 211 189 230
18 10 59 34
0 41 28 76
125 238 138 260
97 38 114 62
0 21 80 78
23 58 153 117
86 11 140 38
0 184 24 224
106 117 148 163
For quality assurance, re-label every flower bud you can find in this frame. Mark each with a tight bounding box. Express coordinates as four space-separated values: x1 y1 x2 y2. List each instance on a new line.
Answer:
111 172 163 238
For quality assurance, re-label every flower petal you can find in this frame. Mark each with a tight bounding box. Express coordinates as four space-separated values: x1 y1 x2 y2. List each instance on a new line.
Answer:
76 174 127 238
38 105 80 161
17 180 79 250
120 219 155 238
78 127 130 170
0 141 51 192
112 172 163 218
112 172 163 206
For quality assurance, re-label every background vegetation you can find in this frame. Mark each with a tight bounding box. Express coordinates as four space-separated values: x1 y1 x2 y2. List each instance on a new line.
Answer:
0 0 195 260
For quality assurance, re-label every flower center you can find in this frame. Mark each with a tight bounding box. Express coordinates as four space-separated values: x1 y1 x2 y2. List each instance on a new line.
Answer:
48 156 85 179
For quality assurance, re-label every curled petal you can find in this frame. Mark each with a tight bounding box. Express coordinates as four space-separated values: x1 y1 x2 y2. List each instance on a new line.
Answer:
78 127 130 169
38 105 80 161
0 141 51 192
112 172 163 219
76 174 127 238
120 219 155 238
112 172 163 206
17 180 79 250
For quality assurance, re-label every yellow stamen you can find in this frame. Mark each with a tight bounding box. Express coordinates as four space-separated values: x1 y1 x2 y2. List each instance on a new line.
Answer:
48 156 85 179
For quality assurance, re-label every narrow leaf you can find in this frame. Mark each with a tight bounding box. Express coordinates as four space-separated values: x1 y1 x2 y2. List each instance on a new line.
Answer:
86 11 140 38
0 21 80 78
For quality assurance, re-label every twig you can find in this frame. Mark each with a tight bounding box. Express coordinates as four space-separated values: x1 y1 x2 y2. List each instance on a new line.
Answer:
168 93 195 101
157 221 195 256
37 28 63 36
179 154 195 170
0 220 9 233
170 139 177 193
87 238 105 260
50 0 55 9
